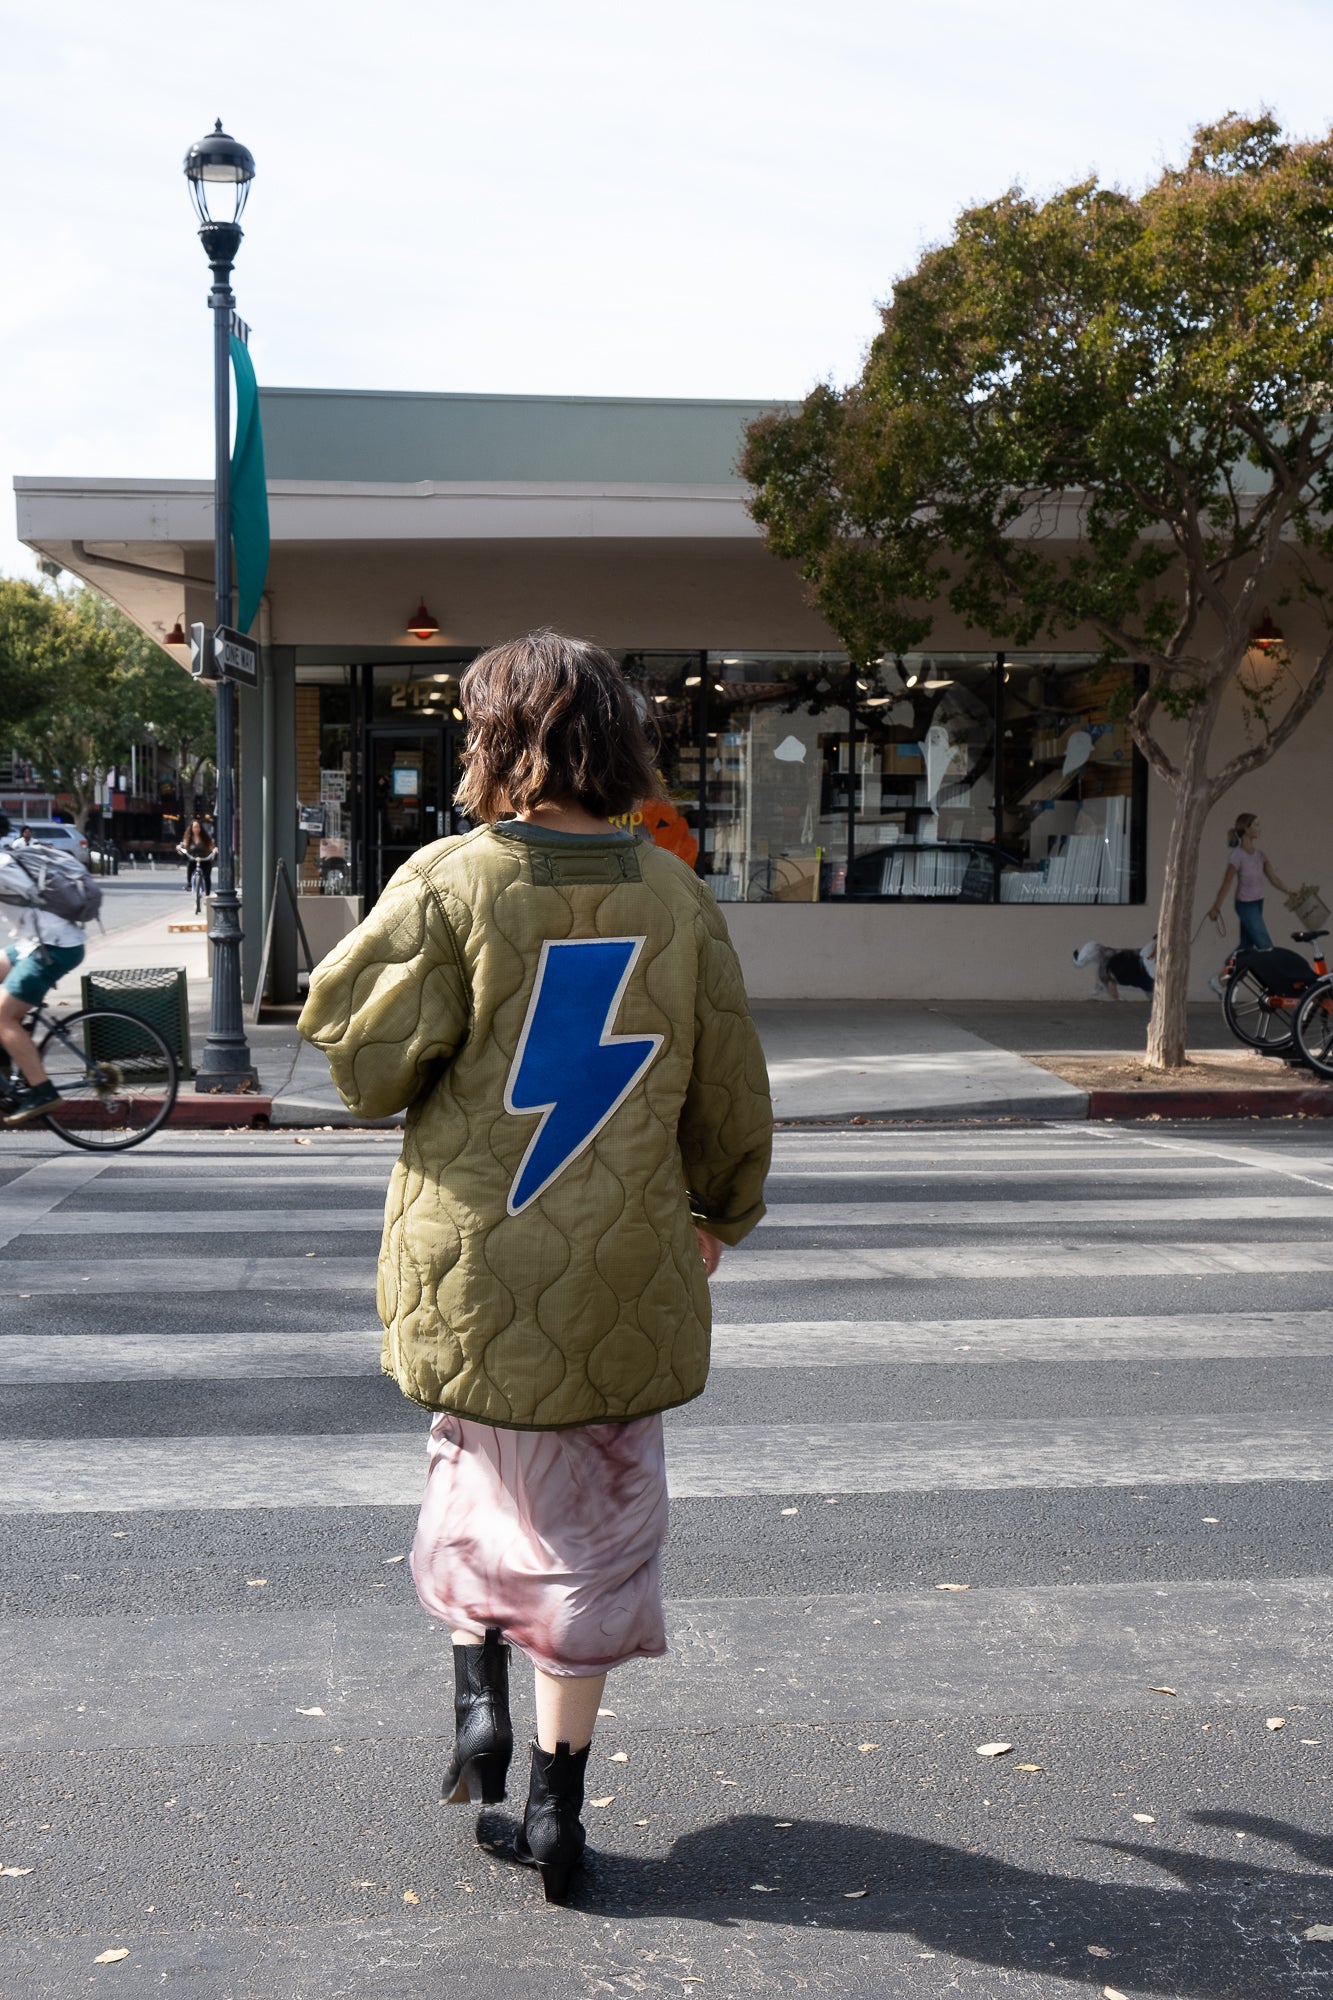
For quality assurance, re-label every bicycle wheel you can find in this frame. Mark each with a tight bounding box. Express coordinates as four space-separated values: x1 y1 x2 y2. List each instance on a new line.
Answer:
38 1007 179 1149
1223 967 1296 1053
1295 978 1333 1078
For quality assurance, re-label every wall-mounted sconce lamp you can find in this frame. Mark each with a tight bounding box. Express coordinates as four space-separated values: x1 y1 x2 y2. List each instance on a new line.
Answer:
164 619 186 646
407 599 439 641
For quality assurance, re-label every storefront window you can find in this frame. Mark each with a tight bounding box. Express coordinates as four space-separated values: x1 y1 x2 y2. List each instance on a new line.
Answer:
998 659 1139 903
702 655 853 901
295 646 1143 913
615 654 703 867
295 667 359 896
849 656 998 899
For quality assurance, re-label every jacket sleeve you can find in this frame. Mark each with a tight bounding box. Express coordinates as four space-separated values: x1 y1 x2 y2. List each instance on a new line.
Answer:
297 862 470 1120
677 897 773 1245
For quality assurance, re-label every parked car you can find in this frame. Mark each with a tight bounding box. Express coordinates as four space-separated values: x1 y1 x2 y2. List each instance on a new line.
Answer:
1 821 92 869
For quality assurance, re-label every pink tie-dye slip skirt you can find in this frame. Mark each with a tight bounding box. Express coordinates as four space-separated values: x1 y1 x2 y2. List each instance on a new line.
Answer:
410 1410 670 1678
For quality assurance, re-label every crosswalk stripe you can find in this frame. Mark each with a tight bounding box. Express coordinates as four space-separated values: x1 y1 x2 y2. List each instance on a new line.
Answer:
0 1156 109 1249
5 1573 1330 1752
2 1410 1329 1512
0 1329 383 1382
7 1309 1332 1382
24 1192 1333 1237
12 1236 1333 1293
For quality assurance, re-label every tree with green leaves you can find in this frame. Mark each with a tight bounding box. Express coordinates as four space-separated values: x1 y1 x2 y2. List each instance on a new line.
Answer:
2 579 215 831
742 113 1333 1068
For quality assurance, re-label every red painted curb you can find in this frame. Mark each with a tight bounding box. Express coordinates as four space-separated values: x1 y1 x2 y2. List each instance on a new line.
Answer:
168 1094 273 1128
1087 1088 1333 1120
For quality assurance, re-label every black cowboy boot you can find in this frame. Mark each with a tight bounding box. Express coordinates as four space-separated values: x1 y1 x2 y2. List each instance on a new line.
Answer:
440 1628 513 1806
512 1739 590 1903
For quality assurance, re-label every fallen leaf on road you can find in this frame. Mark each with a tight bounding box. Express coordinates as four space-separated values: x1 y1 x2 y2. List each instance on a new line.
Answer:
976 1742 1012 1758
1104 1988 1131 1999
749 1883 775 1892
296 1706 326 1717
293 1136 312 1145
589 1796 615 1808
1133 1813 1156 1824
610 1751 629 1763
635 1818 649 1826
1016 1764 1043 1772
597 1708 617 1718
1303 1924 1333 1940
774 1822 793 1829
1149 1685 1176 1696
402 1889 419 1905
0 1866 33 1876
1267 1718 1287 1730
1202 1516 1219 1523
305 1251 315 1257
383 1554 406 1565
94 1949 129 1963
843 1889 867 1898
935 1583 970 1592
1087 1944 1112 1957
246 1579 267 1588
858 1743 880 1754
780 1507 798 1517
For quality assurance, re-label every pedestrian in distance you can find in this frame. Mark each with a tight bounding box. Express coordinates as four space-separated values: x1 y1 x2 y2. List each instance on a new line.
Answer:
299 632 772 1904
1208 812 1290 953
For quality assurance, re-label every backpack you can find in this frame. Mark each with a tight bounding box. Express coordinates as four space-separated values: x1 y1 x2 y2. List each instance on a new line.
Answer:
0 841 102 926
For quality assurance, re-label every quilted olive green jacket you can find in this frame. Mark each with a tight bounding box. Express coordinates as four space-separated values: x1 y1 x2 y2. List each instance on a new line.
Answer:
298 823 772 1429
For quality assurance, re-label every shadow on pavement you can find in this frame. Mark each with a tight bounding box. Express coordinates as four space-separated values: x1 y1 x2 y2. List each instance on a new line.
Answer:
479 1807 1330 1997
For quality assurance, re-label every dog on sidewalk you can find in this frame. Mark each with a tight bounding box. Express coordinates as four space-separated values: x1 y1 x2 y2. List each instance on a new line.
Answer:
1073 937 1157 1001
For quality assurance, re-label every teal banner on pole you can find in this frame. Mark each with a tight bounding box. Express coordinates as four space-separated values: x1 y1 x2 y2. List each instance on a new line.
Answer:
229 335 270 636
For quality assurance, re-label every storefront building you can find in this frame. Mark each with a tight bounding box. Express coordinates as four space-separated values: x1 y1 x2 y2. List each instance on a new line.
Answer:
15 389 1328 1002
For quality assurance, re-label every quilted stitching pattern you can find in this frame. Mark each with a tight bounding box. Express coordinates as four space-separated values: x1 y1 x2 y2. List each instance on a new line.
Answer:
299 827 772 1429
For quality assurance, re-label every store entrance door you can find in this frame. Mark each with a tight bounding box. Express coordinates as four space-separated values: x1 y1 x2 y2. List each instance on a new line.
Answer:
366 726 460 904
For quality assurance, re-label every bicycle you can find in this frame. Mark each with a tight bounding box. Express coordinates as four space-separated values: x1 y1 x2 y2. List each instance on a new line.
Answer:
0 990 179 1150
1221 928 1329 1055
187 857 211 915
1293 948 1333 1077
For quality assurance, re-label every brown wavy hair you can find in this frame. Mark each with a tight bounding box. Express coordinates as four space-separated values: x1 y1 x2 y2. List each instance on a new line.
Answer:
455 632 663 822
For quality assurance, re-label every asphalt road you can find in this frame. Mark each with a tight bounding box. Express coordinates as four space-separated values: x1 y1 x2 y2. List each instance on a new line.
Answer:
1 1120 1331 1998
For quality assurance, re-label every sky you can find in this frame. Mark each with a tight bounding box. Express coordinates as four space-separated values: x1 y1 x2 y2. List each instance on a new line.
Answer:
4 0 1333 577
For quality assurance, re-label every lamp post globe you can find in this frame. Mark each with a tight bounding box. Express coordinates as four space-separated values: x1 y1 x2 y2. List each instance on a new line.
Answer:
185 120 260 1094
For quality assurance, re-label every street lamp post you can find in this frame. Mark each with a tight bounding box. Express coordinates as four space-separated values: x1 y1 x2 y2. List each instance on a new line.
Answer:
184 121 260 1093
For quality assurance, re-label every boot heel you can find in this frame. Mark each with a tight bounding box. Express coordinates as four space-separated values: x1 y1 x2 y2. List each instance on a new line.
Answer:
540 1860 575 1904
456 1749 509 1805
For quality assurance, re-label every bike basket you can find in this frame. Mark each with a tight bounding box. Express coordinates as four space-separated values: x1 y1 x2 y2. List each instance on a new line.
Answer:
1291 888 1331 929
79 967 193 1078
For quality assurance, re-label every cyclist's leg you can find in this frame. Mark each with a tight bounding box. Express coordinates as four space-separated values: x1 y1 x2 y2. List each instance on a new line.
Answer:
0 947 85 1091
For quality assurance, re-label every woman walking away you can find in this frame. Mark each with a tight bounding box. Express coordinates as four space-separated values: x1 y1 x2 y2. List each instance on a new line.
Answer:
299 633 772 1904
1208 813 1291 955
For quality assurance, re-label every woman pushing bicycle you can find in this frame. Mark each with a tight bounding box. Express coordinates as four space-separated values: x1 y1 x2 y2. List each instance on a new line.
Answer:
299 632 772 1903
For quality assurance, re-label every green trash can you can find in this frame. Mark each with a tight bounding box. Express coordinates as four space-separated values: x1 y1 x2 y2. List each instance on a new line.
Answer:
80 967 193 1080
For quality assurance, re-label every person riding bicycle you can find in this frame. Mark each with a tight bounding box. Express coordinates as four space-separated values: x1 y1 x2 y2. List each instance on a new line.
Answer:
0 898 87 1126
177 819 219 906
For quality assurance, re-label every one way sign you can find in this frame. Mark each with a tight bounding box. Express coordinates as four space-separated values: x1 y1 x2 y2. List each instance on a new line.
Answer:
189 623 259 687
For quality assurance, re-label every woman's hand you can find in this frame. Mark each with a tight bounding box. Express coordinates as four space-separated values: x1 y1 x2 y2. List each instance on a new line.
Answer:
695 1228 723 1277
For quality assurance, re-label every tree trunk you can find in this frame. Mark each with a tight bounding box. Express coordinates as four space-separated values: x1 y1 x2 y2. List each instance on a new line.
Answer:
1145 694 1224 1070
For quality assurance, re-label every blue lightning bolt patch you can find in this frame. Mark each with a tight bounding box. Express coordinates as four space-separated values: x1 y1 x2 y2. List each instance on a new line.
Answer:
504 937 664 1216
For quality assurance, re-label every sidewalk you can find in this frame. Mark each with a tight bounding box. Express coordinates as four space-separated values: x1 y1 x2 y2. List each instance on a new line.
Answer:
49 889 1333 1127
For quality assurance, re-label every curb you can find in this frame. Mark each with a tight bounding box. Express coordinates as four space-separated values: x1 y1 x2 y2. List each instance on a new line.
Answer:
168 1094 273 1129
1086 1086 1333 1121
